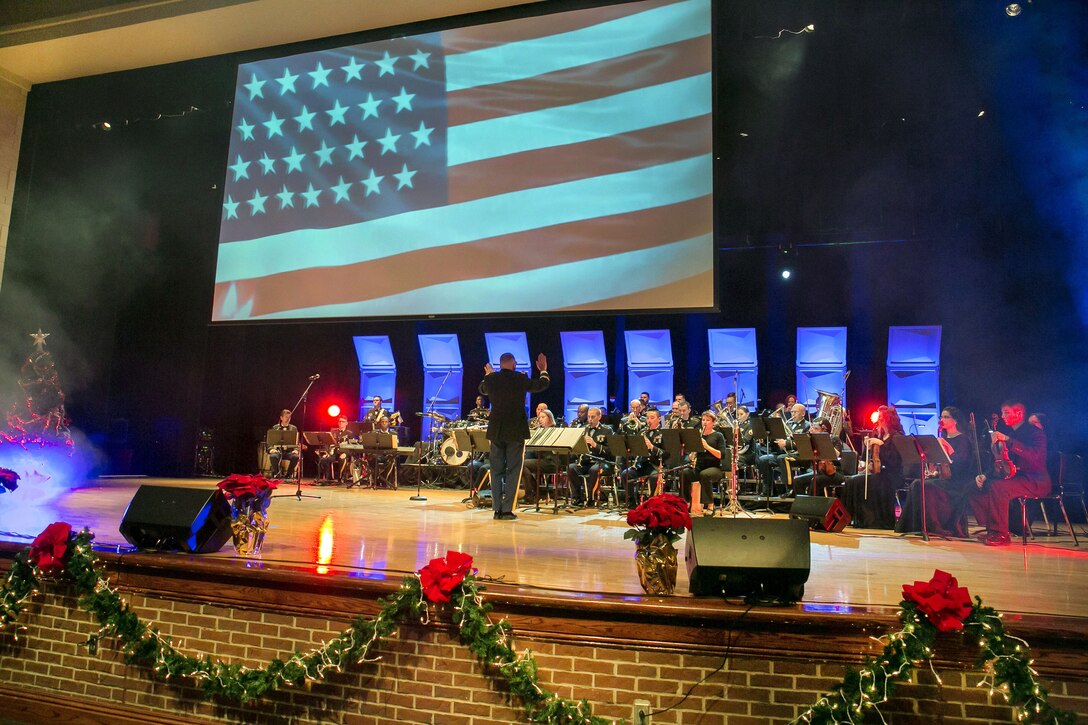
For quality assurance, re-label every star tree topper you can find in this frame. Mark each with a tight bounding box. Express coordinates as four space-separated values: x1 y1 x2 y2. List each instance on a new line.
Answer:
29 329 49 352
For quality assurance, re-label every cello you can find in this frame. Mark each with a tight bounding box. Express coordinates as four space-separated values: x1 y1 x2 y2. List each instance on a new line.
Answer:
988 413 1017 480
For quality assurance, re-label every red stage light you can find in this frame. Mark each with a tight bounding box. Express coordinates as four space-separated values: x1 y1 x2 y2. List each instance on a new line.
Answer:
327 404 341 418
870 410 880 424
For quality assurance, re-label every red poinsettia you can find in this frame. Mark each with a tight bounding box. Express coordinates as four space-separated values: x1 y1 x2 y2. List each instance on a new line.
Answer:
625 493 693 545
216 473 279 502
28 521 72 574
418 551 475 604
0 467 18 493
902 569 973 632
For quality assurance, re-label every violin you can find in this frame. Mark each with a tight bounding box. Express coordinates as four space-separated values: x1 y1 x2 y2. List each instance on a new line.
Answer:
988 414 1017 480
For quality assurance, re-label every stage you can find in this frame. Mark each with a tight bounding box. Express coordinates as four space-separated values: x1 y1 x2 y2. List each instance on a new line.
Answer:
2 476 1086 617
2 476 1088 724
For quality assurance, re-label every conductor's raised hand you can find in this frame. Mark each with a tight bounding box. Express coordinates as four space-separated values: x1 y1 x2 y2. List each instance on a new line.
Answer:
536 353 547 372
484 362 494 376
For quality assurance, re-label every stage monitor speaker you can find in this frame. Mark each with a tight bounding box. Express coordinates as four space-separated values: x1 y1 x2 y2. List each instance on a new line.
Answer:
119 485 232 554
789 495 850 532
685 518 810 600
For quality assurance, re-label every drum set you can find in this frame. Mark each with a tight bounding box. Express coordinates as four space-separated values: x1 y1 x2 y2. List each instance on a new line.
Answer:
419 412 487 465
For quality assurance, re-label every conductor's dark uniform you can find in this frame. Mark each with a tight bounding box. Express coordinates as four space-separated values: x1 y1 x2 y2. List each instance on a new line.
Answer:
479 363 550 517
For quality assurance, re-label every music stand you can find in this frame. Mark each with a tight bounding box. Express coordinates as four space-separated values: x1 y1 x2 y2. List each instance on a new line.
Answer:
893 434 951 542
764 416 789 442
455 429 491 507
526 428 588 513
791 434 816 462
304 431 336 485
602 434 650 511
347 421 365 437
269 430 319 501
748 416 768 442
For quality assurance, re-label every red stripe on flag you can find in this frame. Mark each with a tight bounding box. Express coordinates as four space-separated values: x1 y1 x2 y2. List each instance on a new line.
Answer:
213 195 711 318
448 35 710 127
449 115 711 205
555 268 715 312
442 0 684 56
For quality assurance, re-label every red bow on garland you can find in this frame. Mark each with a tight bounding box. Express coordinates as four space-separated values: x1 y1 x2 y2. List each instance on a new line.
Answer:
418 551 475 604
902 569 973 632
29 521 72 575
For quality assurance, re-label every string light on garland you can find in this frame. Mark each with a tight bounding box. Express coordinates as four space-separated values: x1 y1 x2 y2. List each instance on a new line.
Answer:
0 526 608 722
794 571 1076 725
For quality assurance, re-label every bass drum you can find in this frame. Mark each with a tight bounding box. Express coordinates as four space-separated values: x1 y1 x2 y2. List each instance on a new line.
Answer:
440 436 470 466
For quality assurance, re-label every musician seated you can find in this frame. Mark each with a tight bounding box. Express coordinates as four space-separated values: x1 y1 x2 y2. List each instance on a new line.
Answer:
673 401 699 429
567 407 613 505
268 409 300 478
895 406 976 538
839 406 905 530
789 417 844 497
622 409 666 507
318 415 353 482
467 395 491 424
734 406 760 471
364 396 388 426
639 391 651 410
620 399 645 433
757 403 810 496
369 416 400 487
680 411 726 516
569 403 590 428
523 409 559 503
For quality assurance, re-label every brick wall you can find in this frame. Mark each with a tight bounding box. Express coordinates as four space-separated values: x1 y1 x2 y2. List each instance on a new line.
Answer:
0 584 1085 724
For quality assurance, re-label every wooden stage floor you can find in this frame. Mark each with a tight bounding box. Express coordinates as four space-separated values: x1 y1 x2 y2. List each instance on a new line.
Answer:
1 476 1086 619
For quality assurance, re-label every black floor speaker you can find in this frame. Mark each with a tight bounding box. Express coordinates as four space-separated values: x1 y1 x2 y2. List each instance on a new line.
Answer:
685 517 810 600
119 485 232 554
789 495 850 532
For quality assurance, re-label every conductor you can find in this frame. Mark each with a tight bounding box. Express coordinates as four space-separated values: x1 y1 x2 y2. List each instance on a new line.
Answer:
479 352 550 520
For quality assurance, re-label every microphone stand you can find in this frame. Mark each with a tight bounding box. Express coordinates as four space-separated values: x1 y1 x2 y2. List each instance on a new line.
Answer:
275 376 321 502
910 434 930 542
412 368 453 501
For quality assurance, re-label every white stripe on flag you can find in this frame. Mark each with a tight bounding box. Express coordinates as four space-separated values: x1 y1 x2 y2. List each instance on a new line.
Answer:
214 153 711 283
447 74 711 167
242 233 713 319
444 0 709 92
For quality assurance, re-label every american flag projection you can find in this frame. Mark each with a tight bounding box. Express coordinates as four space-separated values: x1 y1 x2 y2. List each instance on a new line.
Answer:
213 0 713 321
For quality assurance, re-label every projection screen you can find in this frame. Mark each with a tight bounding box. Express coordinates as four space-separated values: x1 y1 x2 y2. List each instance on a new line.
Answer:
212 0 713 321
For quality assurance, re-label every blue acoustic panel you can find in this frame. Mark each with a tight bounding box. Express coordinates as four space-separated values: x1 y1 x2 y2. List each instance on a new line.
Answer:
710 370 759 410
353 335 396 370
418 334 463 370
887 326 942 368
624 330 674 367
708 328 758 367
484 332 531 374
359 370 398 415
796 327 848 368
422 370 463 441
560 330 607 369
896 408 939 436
796 369 849 412
887 369 940 410
563 369 608 425
627 368 673 412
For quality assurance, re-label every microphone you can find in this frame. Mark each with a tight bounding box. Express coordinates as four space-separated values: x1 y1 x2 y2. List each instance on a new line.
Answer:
309 374 320 380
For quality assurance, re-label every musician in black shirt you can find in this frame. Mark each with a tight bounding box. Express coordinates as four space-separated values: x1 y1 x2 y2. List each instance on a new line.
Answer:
318 415 353 481
567 407 613 505
681 411 726 515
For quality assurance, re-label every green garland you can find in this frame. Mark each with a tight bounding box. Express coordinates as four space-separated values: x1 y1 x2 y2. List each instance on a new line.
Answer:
0 532 606 723
795 600 1077 725
1 534 1079 725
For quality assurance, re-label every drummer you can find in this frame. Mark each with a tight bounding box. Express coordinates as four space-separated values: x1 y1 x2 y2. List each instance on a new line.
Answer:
467 395 490 425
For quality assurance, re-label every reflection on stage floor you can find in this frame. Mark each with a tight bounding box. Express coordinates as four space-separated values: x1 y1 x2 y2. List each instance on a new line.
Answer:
1 476 1086 619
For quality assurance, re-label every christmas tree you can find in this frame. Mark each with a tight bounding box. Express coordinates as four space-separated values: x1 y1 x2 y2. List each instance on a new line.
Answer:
3 329 73 451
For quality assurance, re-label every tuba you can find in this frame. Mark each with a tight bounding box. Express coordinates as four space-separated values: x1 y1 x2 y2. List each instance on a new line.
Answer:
712 401 735 429
814 390 844 437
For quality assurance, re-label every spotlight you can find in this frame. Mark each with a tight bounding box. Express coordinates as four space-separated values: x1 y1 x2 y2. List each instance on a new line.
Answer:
870 410 880 425
1005 3 1021 16
781 269 792 280
804 24 815 32
327 404 341 417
